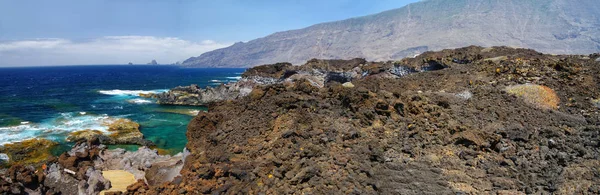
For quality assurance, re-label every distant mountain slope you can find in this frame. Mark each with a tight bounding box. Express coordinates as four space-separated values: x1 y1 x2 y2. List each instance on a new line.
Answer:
182 0 600 67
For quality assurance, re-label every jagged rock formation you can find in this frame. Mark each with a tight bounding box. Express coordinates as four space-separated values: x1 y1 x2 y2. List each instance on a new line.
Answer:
147 60 158 65
153 46 599 194
157 58 420 105
0 139 184 194
182 0 600 68
154 83 255 106
68 118 154 146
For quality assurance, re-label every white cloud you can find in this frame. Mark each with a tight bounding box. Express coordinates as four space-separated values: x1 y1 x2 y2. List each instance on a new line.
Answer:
0 36 232 66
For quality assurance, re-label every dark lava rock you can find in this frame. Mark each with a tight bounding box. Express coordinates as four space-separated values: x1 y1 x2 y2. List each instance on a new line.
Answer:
145 46 600 194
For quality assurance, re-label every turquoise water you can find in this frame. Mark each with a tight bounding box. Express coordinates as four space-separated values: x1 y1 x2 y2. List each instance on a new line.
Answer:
0 65 245 154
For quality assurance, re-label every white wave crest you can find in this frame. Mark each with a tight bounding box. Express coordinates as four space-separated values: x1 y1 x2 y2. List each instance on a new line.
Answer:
98 89 167 96
127 98 153 104
226 76 242 80
0 113 135 145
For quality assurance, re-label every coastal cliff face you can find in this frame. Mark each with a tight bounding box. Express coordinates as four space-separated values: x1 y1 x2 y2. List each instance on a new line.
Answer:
146 46 600 194
181 0 600 67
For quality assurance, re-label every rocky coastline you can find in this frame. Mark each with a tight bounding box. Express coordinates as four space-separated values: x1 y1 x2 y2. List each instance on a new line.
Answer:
152 57 436 106
153 46 600 194
0 138 184 194
1 46 600 194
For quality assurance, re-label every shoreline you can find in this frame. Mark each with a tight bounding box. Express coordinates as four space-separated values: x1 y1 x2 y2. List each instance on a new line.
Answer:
1 46 600 194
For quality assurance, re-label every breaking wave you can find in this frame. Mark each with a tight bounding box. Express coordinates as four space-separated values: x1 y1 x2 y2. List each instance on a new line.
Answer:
0 112 122 145
127 99 153 104
98 89 167 96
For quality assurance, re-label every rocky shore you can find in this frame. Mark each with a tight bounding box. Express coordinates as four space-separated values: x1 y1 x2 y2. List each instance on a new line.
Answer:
0 139 184 194
152 82 255 106
68 118 154 146
1 46 600 194
152 46 600 194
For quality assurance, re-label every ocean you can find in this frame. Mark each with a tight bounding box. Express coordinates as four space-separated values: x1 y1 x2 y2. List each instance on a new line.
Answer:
0 65 245 154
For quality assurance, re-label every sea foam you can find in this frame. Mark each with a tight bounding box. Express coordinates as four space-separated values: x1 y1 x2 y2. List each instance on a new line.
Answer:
98 89 167 96
127 98 153 104
0 112 123 145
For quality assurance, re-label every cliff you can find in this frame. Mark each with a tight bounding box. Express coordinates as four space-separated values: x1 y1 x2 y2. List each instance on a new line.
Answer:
182 0 600 67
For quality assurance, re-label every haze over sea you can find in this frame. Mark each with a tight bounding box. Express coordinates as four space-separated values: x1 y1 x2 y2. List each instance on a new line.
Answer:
0 65 244 154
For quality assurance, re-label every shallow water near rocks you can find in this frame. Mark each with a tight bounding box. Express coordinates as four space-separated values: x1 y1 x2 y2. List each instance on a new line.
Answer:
0 65 245 154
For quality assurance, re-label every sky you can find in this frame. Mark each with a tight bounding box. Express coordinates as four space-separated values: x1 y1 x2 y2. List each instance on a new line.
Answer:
0 0 420 66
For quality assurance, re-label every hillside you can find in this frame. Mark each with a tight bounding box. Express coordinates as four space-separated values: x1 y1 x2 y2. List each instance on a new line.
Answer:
181 0 600 68
149 47 600 194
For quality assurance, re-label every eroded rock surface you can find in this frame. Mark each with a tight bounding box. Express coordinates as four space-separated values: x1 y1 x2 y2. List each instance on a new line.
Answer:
0 139 184 194
0 139 58 166
150 46 600 194
68 118 154 146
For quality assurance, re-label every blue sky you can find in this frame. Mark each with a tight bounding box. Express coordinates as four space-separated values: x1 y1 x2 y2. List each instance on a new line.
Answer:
0 0 419 66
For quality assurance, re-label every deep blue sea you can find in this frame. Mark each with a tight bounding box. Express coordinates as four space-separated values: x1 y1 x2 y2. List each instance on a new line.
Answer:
0 65 244 154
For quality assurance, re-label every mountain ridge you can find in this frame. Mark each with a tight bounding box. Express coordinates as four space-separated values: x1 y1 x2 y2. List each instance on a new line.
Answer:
182 0 600 67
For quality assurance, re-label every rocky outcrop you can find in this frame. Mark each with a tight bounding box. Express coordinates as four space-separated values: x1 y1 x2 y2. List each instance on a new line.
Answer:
147 60 158 65
68 118 154 146
156 57 421 106
0 138 185 194
0 139 58 166
153 82 255 106
153 47 600 194
95 146 184 183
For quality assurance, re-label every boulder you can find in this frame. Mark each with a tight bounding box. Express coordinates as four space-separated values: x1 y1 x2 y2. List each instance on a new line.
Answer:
67 130 103 142
505 84 560 109
592 98 600 109
0 154 9 164
96 147 183 182
484 56 508 63
342 82 355 88
68 119 153 146
107 119 144 144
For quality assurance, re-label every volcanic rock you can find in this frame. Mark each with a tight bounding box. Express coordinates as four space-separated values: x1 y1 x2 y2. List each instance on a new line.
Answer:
154 46 600 194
